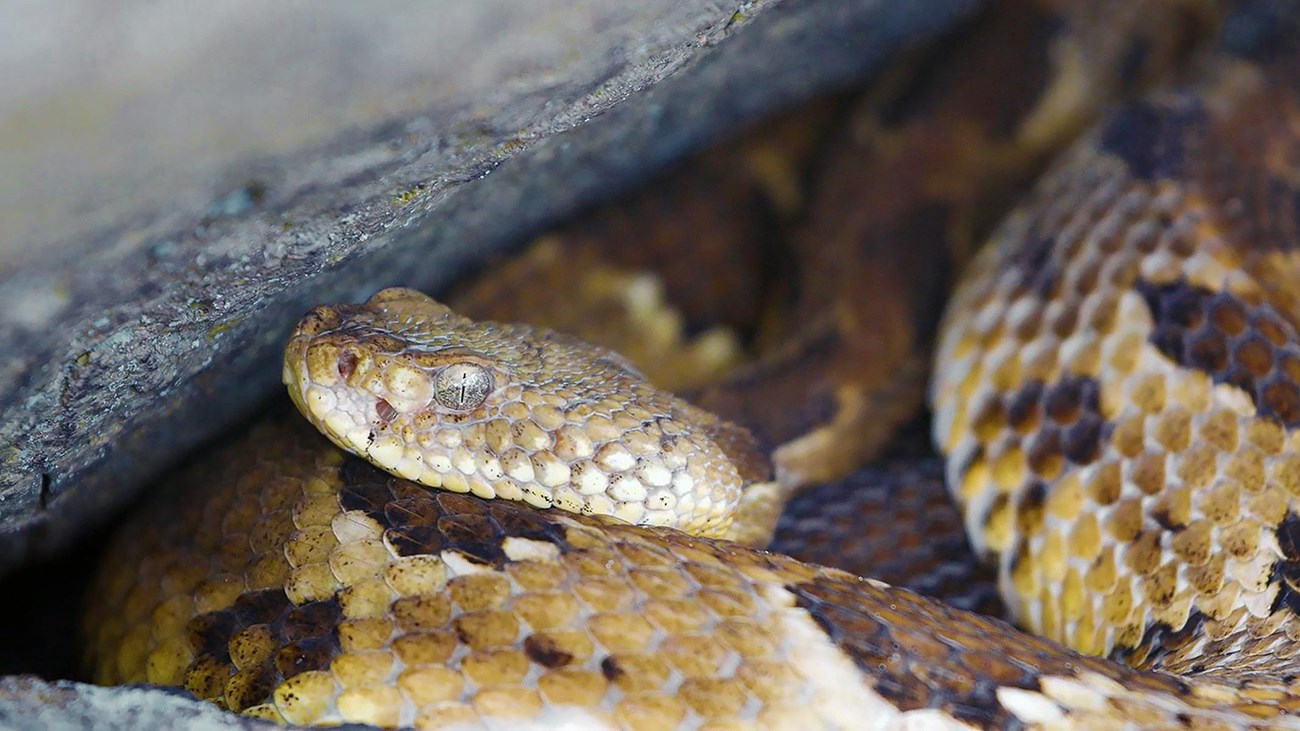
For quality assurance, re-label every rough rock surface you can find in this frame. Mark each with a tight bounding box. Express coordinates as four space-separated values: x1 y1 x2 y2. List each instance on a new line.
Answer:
0 677 290 731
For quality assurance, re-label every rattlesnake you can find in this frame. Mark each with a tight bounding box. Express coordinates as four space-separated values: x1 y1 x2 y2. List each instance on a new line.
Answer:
82 1 1300 729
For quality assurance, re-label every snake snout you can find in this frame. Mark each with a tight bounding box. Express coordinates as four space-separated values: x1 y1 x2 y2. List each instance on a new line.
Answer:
290 337 372 389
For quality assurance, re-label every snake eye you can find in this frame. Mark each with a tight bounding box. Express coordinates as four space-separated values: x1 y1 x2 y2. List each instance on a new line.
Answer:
433 363 493 411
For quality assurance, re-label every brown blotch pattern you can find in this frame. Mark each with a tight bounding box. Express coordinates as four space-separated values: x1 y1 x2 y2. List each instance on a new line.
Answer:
771 459 1003 616
690 328 842 453
786 572 1193 728
341 468 572 570
1273 513 1300 616
1195 63 1300 258
1137 277 1300 427
1096 98 1205 183
1111 608 1206 672
85 421 854 727
1003 375 1111 475
86 414 1300 728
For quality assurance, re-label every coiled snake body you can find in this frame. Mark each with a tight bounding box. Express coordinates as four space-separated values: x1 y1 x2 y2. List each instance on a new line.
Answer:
83 2 1300 729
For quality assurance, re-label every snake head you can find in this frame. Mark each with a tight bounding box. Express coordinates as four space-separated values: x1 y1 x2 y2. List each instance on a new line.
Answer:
284 287 775 541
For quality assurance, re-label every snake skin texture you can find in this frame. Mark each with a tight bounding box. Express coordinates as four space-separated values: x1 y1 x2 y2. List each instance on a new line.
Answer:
281 289 780 547
770 459 1006 617
82 415 1300 729
931 50 1300 681
80 1 1300 729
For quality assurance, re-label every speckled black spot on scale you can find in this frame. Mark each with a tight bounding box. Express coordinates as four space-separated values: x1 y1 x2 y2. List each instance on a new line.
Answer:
180 656 233 703
226 661 278 712
275 636 337 677
600 656 625 681
524 635 575 668
1098 98 1205 181
1151 504 1184 531
181 597 270 685
1138 277 1300 426
187 590 343 707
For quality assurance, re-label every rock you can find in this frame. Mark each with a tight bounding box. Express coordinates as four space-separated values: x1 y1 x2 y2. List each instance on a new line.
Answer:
0 677 285 730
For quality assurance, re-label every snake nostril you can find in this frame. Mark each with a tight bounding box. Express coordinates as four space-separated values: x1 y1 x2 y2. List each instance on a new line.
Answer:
338 349 359 380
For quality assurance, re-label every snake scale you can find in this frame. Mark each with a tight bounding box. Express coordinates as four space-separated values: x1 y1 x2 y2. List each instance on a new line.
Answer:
80 1 1300 729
